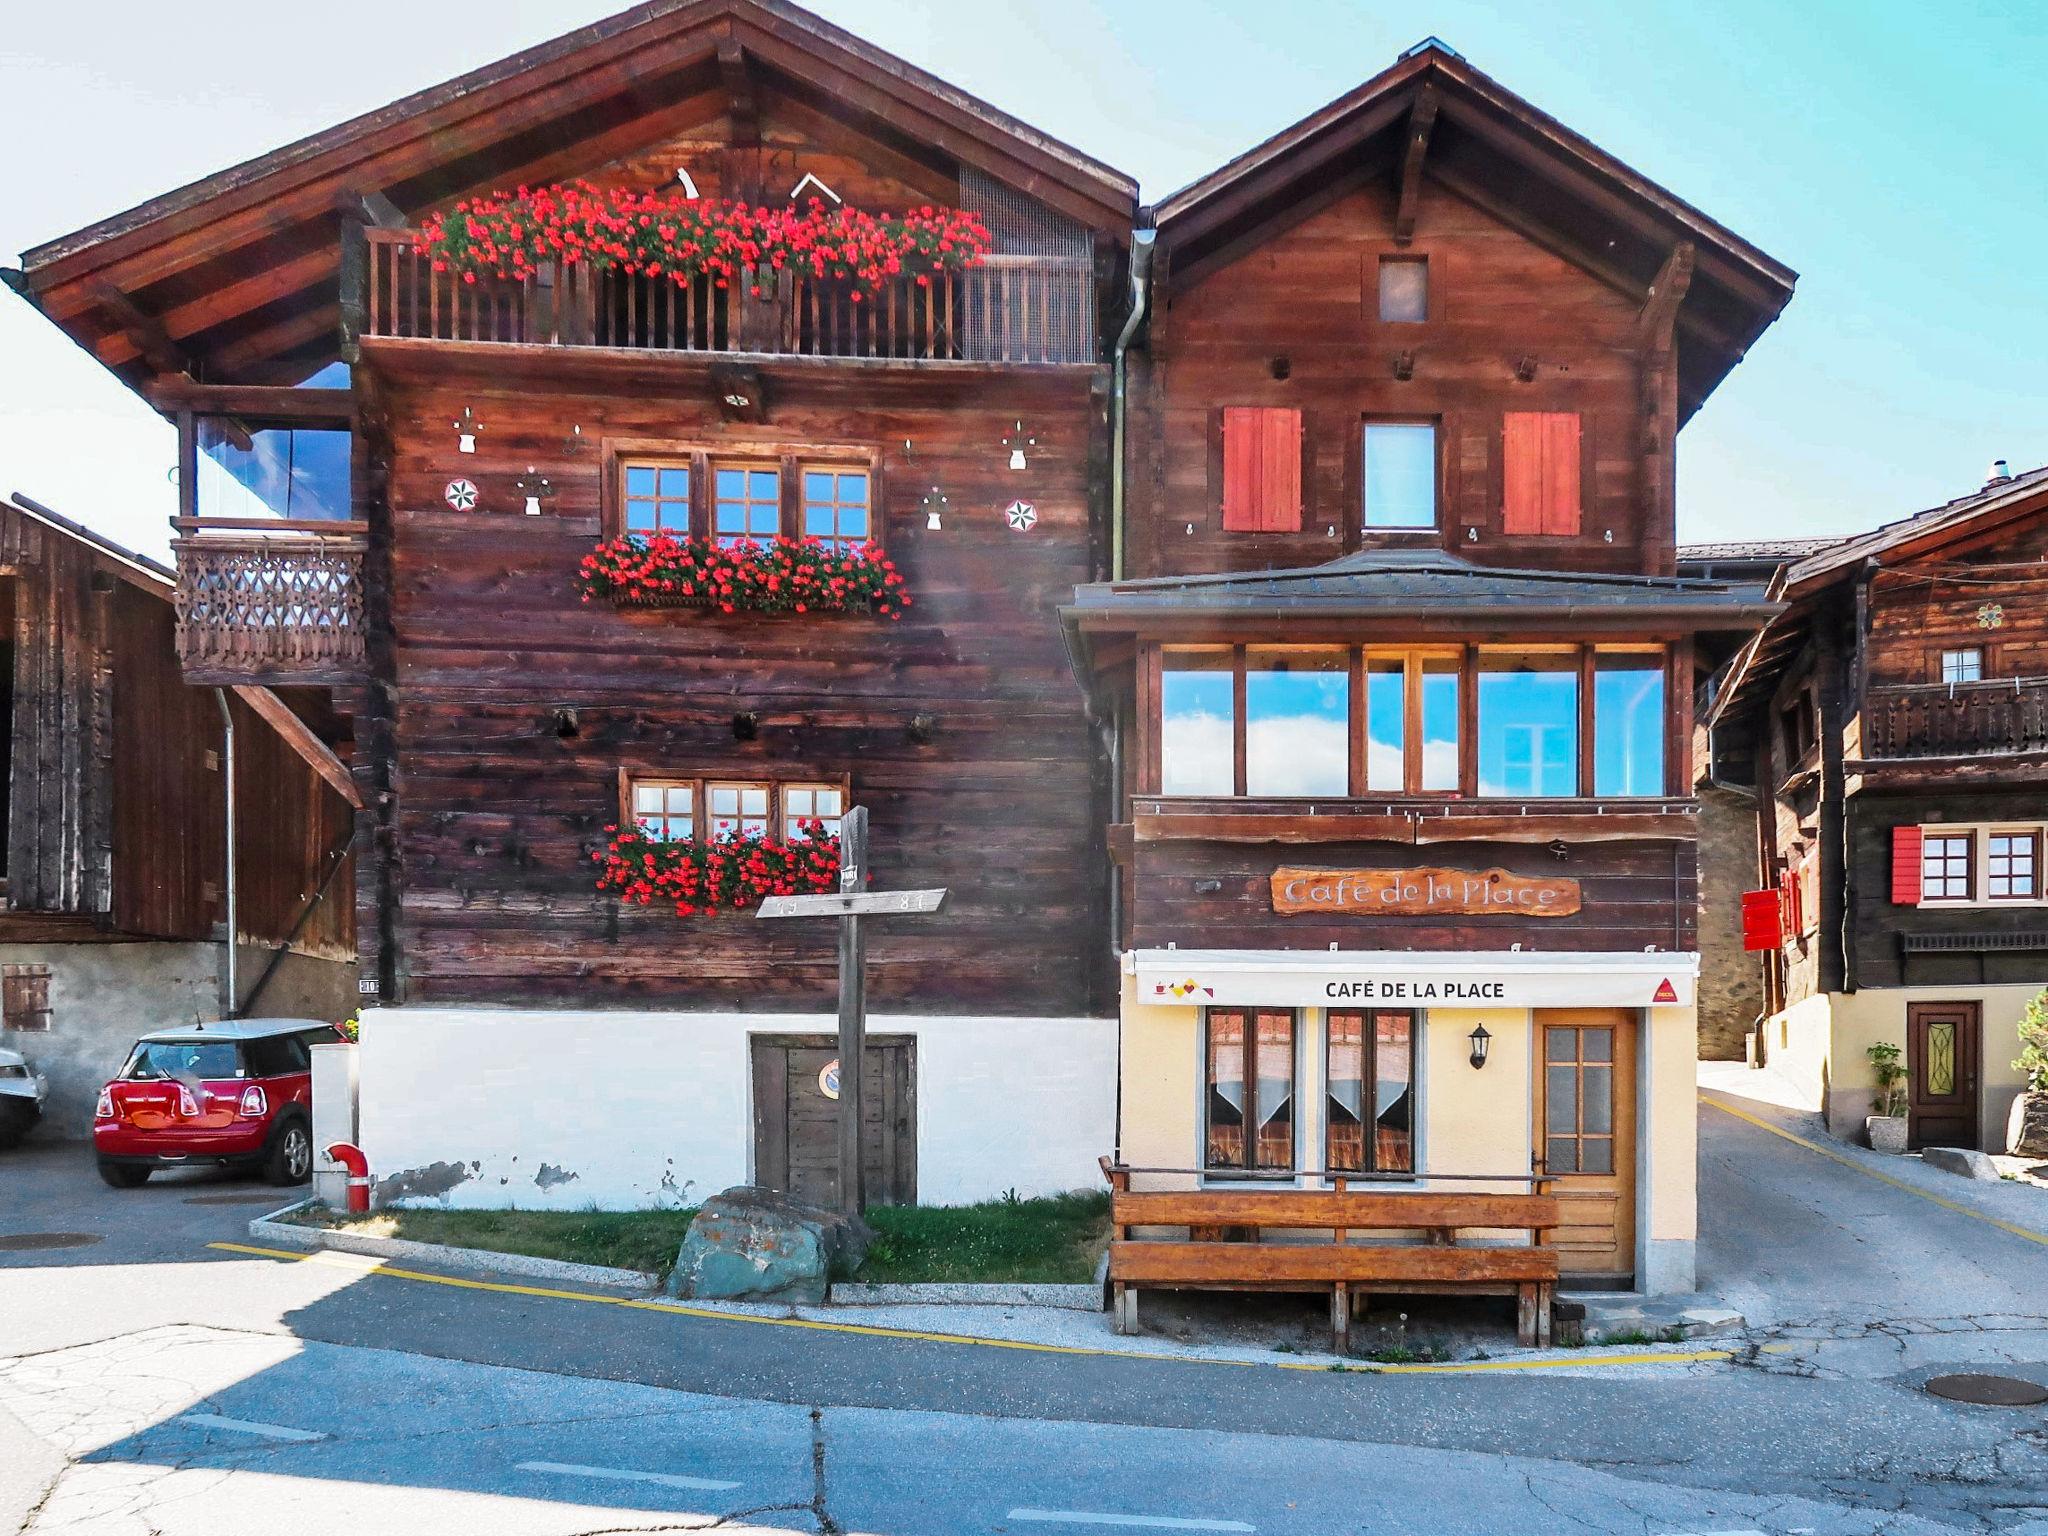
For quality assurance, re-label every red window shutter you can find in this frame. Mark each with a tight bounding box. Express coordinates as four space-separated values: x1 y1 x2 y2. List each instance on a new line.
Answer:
1740 889 1783 951
1221 408 1301 532
1501 413 1544 535
1502 412 1582 535
1891 825 1923 906
1778 868 1802 936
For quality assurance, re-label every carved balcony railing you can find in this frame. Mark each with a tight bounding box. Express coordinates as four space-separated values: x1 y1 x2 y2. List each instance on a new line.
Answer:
361 229 1097 364
171 518 368 684
1863 678 2048 759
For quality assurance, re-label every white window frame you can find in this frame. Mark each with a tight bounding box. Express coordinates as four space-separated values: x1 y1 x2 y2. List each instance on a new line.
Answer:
1919 823 2048 907
1939 648 1984 685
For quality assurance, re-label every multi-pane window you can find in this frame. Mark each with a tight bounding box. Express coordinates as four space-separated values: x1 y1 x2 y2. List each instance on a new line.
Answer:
1987 831 2040 899
714 464 780 548
622 461 692 535
631 780 696 841
1478 649 1579 798
783 784 845 838
1921 833 1974 901
707 781 772 838
1940 648 1984 684
1544 1024 1616 1175
1362 422 1437 529
1377 257 1429 323
1205 1008 1296 1173
1326 1010 1414 1174
803 469 872 549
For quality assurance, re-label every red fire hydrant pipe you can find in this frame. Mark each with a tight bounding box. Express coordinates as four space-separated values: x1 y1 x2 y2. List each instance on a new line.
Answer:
327 1142 371 1215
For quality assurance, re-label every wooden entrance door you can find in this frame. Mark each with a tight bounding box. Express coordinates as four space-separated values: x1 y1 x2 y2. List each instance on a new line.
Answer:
1907 1002 1980 1150
1533 1010 1638 1285
751 1034 916 1208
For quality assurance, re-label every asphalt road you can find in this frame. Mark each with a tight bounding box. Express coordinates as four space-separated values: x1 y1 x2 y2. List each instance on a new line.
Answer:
5 1091 2048 1534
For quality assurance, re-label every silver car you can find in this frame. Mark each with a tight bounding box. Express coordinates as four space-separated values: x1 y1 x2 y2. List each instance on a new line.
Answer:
0 1047 47 1148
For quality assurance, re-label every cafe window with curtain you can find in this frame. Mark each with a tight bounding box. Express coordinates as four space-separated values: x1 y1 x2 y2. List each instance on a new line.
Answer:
1204 1008 1297 1173
1325 1010 1414 1174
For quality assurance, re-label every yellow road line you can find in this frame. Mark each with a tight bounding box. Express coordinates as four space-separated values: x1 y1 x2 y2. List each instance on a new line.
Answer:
206 1241 1744 1376
1701 1093 2048 1249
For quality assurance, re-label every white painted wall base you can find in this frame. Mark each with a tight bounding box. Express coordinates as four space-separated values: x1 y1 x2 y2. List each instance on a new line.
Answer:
356 1007 1116 1211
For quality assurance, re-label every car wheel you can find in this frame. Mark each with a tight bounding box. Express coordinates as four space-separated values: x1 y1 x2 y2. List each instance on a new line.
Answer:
98 1159 151 1189
0 1103 35 1150
263 1119 312 1186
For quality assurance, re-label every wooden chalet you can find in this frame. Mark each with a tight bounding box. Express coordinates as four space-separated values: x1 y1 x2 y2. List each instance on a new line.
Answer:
8 0 1137 1208
1698 464 2048 1153
0 494 355 1134
1065 41 1795 1298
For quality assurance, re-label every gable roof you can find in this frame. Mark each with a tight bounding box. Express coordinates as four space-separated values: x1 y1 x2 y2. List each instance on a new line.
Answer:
1152 42 1796 425
10 0 1136 390
3 493 175 597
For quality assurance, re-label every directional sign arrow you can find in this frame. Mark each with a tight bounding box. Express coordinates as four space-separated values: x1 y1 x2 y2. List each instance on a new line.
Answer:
755 888 948 919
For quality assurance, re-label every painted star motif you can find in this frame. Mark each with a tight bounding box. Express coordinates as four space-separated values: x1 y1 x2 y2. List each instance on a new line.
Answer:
1004 499 1038 532
444 478 479 511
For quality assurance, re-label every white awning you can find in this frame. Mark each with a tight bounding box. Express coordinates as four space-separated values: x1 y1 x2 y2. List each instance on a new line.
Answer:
1128 948 1698 1010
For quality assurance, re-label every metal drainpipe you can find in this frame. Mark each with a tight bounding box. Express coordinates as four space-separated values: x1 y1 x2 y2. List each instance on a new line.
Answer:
213 689 239 1018
1110 229 1156 584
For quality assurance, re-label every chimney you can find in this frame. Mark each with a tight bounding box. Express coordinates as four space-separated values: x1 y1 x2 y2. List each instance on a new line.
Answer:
1986 458 2013 487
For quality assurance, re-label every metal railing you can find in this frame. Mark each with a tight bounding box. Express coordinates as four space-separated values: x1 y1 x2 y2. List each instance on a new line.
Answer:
171 518 367 682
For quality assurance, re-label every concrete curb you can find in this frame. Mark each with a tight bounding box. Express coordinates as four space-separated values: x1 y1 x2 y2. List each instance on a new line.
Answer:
829 1281 1104 1311
245 1203 660 1292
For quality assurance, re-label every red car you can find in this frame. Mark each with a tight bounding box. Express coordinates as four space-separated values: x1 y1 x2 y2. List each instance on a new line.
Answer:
94 1019 347 1188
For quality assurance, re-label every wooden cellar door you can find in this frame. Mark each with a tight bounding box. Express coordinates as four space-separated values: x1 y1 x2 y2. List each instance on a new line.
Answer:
1533 1009 1638 1285
751 1035 917 1208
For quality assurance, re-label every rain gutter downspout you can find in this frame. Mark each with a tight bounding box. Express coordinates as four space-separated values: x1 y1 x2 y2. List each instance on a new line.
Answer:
1110 228 1155 583
213 689 238 1018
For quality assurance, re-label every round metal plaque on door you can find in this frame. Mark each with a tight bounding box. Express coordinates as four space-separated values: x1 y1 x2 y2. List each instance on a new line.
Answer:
818 1059 841 1101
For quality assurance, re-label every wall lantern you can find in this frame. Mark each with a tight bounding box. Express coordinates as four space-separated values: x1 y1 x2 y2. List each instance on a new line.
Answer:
1467 1023 1492 1070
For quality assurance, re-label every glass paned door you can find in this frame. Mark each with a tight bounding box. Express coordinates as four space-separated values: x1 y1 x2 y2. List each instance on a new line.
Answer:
1534 1011 1637 1282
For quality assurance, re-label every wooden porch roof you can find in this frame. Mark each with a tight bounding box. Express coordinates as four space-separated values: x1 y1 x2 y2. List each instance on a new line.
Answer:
1150 41 1797 425
8 0 1137 393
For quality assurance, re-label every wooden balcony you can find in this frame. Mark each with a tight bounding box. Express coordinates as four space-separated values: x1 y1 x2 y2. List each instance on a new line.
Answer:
1863 678 2048 759
171 519 368 685
360 228 1097 365
1130 796 1701 846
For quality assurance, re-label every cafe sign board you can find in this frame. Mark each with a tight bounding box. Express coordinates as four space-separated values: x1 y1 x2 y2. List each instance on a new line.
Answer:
1132 949 1696 1010
1272 865 1580 919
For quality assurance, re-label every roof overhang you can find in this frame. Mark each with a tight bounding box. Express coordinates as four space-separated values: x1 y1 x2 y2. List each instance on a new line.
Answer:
1152 44 1796 424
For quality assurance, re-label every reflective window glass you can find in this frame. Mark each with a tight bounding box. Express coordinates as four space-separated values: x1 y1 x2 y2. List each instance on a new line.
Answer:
1245 648 1348 797
1161 649 1237 797
1594 652 1665 797
1479 650 1580 797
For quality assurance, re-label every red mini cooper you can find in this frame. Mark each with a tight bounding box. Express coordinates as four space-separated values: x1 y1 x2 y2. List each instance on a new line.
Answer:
94 1019 347 1188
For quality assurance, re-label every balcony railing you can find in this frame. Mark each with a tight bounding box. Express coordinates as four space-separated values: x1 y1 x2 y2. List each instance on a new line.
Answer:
361 228 1097 364
171 519 367 684
1863 678 2048 759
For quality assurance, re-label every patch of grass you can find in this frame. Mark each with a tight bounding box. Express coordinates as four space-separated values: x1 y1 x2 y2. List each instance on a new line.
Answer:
855 1190 1110 1285
302 1206 696 1279
1355 1341 1454 1365
1592 1325 1688 1347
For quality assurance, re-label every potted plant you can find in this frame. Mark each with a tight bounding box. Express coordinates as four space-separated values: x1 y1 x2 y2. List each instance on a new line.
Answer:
1866 1042 1910 1153
2008 987 2048 1157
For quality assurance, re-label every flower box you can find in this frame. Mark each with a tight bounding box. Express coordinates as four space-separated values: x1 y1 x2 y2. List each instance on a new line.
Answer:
577 533 909 618
595 824 841 917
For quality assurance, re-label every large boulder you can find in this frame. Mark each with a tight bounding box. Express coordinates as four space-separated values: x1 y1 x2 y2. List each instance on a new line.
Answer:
2008 1091 2048 1159
666 1186 873 1303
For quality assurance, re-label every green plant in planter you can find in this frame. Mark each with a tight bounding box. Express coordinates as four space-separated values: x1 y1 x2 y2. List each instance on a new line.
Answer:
1867 1042 1908 1118
2013 987 2048 1092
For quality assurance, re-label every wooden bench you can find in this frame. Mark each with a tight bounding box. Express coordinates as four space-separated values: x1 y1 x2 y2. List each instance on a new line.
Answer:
1102 1165 1561 1349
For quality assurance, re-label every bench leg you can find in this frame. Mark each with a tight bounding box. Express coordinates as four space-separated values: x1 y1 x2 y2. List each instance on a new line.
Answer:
1332 1282 1350 1356
1516 1284 1538 1348
1536 1282 1554 1348
1113 1283 1139 1335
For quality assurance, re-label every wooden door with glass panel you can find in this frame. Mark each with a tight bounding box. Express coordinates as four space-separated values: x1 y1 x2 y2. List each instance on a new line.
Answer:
1533 1010 1637 1283
1907 1001 1980 1150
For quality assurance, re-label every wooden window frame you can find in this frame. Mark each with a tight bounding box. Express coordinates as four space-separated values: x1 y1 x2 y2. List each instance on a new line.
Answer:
612 454 697 538
1919 830 1976 905
1325 1008 1416 1175
1987 828 2041 902
1146 641 1677 802
1937 646 1987 685
1 964 51 1033
798 465 877 550
618 771 852 845
1360 418 1442 532
1202 1006 1299 1177
602 438 884 546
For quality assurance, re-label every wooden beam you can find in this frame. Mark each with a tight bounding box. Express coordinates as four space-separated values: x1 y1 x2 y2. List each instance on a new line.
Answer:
1634 240 1696 353
717 34 760 148
231 686 363 810
88 282 190 376
1393 87 1439 246
145 381 353 422
337 189 408 228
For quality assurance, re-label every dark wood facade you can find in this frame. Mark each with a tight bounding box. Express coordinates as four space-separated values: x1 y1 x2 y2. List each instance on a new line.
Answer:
0 497 354 964
1699 469 2048 1007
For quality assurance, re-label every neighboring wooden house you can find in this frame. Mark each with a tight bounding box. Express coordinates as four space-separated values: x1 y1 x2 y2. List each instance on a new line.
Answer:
1062 42 1793 1294
8 0 1138 1206
1699 464 2048 1152
0 494 356 1134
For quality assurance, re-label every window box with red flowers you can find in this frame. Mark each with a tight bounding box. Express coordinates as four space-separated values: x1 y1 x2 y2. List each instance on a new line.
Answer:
594 822 842 917
576 534 910 618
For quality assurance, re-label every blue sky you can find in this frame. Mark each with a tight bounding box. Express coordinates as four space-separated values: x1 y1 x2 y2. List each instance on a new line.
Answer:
3 0 2043 560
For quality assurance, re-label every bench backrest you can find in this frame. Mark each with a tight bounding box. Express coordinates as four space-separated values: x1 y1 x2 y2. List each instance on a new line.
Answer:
1110 1188 1560 1235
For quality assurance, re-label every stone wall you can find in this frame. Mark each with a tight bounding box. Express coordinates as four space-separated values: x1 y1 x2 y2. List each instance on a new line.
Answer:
1696 784 1765 1061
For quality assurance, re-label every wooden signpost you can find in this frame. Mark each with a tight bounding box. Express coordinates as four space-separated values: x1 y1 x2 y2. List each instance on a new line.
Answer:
756 805 947 1216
